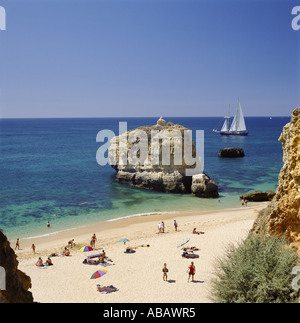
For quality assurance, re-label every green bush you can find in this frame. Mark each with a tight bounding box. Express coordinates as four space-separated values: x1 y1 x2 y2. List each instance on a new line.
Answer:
211 232 300 303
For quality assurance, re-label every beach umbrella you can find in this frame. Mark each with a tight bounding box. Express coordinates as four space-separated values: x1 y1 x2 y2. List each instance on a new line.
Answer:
177 238 190 248
118 238 129 245
90 270 107 279
79 246 93 252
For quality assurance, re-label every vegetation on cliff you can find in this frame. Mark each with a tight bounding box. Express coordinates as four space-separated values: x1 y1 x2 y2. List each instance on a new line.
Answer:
211 232 299 303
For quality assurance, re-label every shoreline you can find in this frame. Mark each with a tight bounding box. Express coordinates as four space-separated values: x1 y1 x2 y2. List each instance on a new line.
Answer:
3 196 242 242
12 203 265 253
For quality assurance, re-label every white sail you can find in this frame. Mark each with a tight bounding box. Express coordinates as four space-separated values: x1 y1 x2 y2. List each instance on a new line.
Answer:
229 99 247 132
236 101 247 131
229 114 237 132
220 118 230 132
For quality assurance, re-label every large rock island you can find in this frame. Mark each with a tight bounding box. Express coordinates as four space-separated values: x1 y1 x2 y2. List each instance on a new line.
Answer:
108 118 218 198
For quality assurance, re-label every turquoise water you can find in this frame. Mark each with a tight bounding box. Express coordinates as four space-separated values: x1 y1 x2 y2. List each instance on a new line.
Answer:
0 117 289 240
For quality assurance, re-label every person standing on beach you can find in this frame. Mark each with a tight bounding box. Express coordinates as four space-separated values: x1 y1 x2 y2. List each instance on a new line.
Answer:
15 238 20 250
162 263 168 281
174 220 178 231
245 199 248 207
32 244 36 254
161 221 165 233
188 262 196 282
91 233 97 248
158 222 162 233
241 199 245 207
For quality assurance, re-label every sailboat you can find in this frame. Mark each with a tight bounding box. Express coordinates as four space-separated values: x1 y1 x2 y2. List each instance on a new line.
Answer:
213 99 248 136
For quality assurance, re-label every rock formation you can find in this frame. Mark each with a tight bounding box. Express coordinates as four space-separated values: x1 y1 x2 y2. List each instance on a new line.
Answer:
240 190 275 202
191 173 219 198
0 230 34 303
218 147 245 158
109 118 218 198
252 108 300 250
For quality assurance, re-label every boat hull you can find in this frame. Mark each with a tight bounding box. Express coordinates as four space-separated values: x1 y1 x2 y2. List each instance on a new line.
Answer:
218 131 248 136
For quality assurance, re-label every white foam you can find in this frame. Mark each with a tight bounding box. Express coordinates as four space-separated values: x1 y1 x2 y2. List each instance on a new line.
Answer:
21 226 84 240
106 211 178 222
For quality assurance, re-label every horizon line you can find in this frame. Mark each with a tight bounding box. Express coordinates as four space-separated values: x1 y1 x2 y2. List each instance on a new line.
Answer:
0 115 292 119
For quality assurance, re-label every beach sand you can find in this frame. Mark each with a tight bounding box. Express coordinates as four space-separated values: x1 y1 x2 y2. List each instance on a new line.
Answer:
15 203 267 303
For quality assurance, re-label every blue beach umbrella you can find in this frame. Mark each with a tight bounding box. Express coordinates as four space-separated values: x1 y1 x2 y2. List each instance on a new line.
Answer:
118 238 129 245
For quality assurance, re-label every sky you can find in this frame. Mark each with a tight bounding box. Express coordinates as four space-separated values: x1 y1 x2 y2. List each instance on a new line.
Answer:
0 0 299 118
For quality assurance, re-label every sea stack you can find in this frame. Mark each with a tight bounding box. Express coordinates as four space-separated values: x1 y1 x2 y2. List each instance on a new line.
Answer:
218 147 245 158
108 118 219 198
252 107 300 251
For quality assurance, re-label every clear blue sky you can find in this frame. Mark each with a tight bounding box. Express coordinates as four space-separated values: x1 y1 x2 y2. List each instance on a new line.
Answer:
0 0 299 117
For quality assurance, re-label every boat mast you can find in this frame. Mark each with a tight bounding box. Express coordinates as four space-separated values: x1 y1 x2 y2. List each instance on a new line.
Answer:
235 97 240 131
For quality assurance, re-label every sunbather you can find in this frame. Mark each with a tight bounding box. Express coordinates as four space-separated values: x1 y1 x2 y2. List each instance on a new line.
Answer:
45 257 53 266
193 228 204 235
35 257 44 267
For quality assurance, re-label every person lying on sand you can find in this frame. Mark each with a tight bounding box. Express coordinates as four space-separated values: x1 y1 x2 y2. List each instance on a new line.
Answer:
128 244 150 249
87 258 100 265
182 246 199 251
193 228 204 235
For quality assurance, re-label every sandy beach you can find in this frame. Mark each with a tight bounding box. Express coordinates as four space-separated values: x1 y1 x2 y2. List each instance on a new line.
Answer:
14 203 267 303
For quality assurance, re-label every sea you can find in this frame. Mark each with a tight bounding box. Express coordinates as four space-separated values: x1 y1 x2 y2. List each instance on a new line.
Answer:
0 117 290 241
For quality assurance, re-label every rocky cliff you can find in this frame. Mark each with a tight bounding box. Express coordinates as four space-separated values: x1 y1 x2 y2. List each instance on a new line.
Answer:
109 118 218 198
0 230 34 303
252 108 300 250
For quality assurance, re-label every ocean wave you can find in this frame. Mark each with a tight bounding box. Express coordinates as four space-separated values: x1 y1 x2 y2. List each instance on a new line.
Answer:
21 226 83 240
106 211 178 222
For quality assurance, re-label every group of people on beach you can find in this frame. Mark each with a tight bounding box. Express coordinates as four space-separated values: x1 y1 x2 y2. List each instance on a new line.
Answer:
163 262 196 282
15 240 36 253
158 221 165 233
35 256 53 267
158 220 178 233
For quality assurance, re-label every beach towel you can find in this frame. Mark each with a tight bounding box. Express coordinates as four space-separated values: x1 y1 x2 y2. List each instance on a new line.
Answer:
83 259 100 265
97 285 119 294
182 252 199 259
124 248 135 254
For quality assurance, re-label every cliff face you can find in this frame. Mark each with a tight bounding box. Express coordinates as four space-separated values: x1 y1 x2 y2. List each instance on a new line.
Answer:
109 118 218 198
0 230 34 303
252 108 300 250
